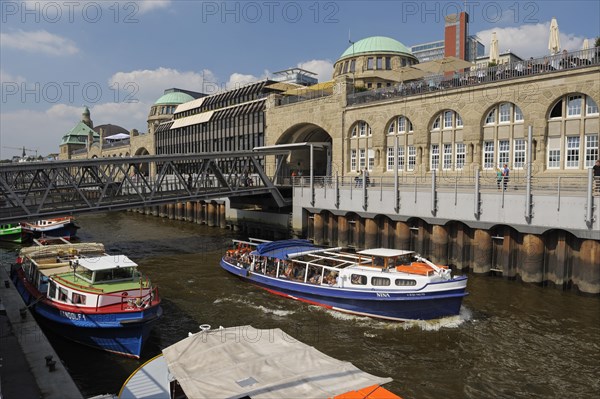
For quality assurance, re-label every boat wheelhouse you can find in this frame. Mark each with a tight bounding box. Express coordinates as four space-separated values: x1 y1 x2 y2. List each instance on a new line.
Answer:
11 239 162 358
221 239 468 321
0 223 24 243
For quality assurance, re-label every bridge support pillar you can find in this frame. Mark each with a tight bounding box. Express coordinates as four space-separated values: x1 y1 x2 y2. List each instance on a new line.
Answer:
167 204 174 220
545 230 569 288
177 202 184 221
431 225 448 265
219 203 226 229
472 229 492 273
207 202 216 227
337 215 348 247
573 240 600 294
313 213 324 245
448 223 470 271
520 234 544 283
186 201 193 222
364 218 377 249
159 204 166 218
394 221 410 250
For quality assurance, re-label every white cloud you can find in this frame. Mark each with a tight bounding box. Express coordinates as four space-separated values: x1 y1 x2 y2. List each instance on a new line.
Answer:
225 70 270 90
109 67 217 103
1 66 218 158
297 60 334 82
136 0 172 13
0 69 26 84
477 21 588 59
0 29 79 56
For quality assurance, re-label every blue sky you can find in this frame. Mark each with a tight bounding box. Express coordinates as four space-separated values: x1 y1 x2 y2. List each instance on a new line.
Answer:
1 0 599 158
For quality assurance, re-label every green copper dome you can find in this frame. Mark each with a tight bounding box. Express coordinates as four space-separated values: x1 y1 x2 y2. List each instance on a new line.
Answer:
339 36 412 60
154 91 195 105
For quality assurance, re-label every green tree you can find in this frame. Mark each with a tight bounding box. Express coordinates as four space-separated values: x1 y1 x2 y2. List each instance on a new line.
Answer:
595 37 600 48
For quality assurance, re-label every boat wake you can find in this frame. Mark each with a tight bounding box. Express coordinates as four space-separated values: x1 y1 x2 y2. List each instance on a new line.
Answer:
213 297 296 317
311 305 473 332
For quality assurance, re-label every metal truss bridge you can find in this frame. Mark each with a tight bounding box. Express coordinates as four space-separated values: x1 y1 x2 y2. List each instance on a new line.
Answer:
0 148 309 223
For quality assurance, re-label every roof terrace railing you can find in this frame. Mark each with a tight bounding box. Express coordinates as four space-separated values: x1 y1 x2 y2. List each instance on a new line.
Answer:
347 47 600 106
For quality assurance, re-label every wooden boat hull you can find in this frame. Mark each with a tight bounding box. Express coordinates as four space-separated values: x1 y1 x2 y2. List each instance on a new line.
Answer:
220 258 467 321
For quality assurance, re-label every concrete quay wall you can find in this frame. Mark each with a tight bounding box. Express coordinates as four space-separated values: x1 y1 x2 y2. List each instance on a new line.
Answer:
293 186 600 294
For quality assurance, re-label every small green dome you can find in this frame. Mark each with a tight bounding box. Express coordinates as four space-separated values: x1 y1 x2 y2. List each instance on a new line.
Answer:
339 36 412 61
154 92 194 105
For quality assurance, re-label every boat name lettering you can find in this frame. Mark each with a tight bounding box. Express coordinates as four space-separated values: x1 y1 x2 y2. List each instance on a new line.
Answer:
60 310 86 320
376 293 390 297
406 293 426 297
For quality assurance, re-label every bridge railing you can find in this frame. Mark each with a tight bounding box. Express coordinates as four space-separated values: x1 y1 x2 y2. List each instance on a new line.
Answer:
293 174 594 195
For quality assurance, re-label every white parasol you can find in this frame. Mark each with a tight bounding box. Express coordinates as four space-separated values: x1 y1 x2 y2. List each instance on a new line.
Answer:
548 17 560 55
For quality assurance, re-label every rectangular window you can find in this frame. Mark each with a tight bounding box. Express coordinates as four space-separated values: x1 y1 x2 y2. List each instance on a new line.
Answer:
566 136 580 168
385 57 391 70
397 146 405 170
408 146 416 171
499 103 511 122
359 122 366 137
58 287 68 302
398 117 405 133
350 149 357 171
367 57 374 70
585 134 599 167
376 57 383 69
48 281 56 299
359 149 366 169
455 143 465 170
72 293 87 305
484 141 495 169
513 139 526 169
567 95 582 116
498 140 510 166
368 149 375 170
387 147 395 171
430 144 440 170
343 61 349 73
548 149 561 168
350 59 356 73
443 143 453 170
443 111 453 129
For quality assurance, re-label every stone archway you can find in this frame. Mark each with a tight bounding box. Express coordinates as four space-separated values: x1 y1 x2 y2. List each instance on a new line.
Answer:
276 123 333 176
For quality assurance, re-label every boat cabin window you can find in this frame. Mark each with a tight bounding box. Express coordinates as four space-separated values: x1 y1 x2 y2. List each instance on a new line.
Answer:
58 287 68 302
395 279 417 286
324 271 338 285
371 276 391 286
72 292 86 305
351 274 367 285
48 281 57 299
75 267 94 283
93 267 136 283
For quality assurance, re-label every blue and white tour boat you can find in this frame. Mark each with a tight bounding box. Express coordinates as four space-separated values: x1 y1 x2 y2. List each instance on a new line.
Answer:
220 239 468 321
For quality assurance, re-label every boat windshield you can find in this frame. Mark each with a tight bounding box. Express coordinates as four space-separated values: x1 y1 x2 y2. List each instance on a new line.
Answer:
90 267 137 283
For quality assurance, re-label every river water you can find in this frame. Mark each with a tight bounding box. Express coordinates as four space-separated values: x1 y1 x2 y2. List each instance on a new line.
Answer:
1 212 598 399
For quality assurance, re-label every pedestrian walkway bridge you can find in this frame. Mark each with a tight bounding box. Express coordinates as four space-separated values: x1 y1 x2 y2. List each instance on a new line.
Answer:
0 151 294 223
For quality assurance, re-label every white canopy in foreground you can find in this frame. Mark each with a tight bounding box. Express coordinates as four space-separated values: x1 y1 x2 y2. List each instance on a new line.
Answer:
163 325 392 399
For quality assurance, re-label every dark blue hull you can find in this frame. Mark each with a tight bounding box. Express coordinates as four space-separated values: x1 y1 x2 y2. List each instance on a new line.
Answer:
22 223 79 240
221 258 467 321
12 270 161 358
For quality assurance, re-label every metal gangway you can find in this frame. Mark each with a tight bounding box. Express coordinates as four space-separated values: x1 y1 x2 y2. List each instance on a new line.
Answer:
0 150 295 223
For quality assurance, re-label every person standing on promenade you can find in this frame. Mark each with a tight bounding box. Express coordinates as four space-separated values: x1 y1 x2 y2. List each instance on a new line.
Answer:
502 164 510 190
593 159 600 193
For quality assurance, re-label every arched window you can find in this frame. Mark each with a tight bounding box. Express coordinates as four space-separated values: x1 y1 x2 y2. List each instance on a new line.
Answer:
348 121 373 172
547 94 599 169
481 102 525 170
386 116 415 172
429 110 464 171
